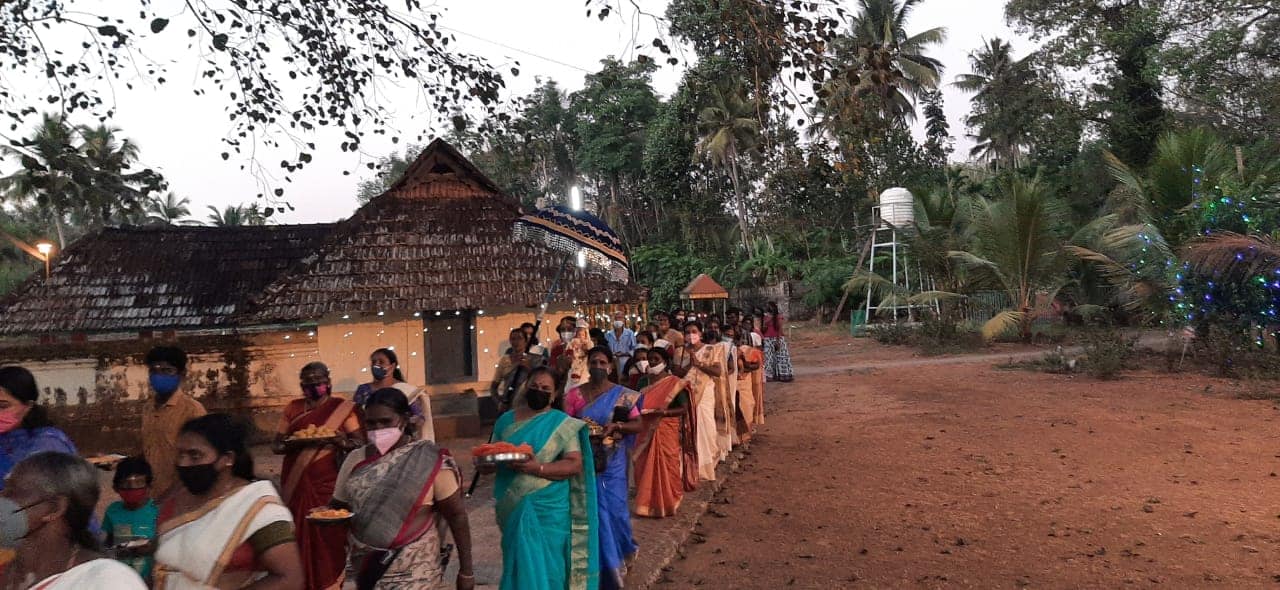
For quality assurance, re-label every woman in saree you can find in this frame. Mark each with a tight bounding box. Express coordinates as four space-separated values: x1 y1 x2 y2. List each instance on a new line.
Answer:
354 349 434 441
154 413 304 590
563 347 642 589
272 362 361 590
481 367 598 590
0 367 77 491
0 452 146 589
671 321 723 481
632 347 694 518
331 388 474 590
725 325 762 444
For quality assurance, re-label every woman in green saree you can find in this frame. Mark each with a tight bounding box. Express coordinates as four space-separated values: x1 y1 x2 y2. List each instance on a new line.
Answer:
481 366 600 590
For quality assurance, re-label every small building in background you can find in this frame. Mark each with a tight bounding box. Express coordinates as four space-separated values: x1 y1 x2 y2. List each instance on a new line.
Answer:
0 139 643 452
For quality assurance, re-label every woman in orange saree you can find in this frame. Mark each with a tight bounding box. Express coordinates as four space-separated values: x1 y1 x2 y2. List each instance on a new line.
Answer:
634 348 694 518
272 362 361 590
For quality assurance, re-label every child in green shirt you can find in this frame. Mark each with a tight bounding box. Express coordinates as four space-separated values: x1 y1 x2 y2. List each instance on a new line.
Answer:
102 456 159 582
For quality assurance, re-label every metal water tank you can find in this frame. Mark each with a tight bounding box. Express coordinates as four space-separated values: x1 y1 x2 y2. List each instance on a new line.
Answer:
878 187 915 228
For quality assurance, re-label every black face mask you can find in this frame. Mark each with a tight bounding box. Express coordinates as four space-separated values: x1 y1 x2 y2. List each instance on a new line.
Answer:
525 388 552 411
177 462 220 495
588 367 609 383
707 331 721 342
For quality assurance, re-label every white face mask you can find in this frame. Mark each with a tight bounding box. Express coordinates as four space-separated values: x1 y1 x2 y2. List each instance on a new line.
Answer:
635 360 650 373
647 363 667 375
612 320 624 329
560 331 574 343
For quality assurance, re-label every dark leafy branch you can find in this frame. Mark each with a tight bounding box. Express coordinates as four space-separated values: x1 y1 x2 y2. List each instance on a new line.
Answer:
0 0 506 200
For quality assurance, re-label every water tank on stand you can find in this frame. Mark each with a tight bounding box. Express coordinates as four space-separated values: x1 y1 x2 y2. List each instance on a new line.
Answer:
878 187 915 228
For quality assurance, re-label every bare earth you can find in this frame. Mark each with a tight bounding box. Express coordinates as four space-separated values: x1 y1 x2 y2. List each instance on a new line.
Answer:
659 329 1280 589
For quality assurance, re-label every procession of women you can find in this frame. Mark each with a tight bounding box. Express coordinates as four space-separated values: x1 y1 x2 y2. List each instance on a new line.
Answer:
0 305 793 590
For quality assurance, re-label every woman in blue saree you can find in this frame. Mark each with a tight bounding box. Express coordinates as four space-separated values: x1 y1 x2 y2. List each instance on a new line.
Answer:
564 346 642 590
0 366 77 490
484 366 600 590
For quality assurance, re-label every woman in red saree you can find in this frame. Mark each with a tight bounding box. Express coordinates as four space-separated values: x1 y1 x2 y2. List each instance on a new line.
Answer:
273 362 361 590
633 347 695 518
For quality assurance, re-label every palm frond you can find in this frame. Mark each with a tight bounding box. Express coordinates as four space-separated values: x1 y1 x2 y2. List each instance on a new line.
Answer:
1183 232 1280 280
981 309 1024 341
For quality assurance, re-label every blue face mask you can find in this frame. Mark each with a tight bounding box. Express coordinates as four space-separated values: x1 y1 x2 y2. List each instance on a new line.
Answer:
370 366 389 381
150 374 181 397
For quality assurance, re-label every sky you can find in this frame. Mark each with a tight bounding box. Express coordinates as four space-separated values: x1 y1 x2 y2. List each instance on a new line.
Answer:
4 0 1026 225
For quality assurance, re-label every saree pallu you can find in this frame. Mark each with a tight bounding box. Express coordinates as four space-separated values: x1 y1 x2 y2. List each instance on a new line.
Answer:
494 410 599 590
574 386 640 590
281 397 356 590
345 440 455 589
154 480 293 590
633 376 692 518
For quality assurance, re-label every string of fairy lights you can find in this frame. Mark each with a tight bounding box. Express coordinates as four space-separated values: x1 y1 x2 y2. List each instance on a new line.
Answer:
1162 164 1280 347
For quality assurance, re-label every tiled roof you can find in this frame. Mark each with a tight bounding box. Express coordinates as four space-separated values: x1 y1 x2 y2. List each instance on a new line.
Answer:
247 140 642 322
0 224 333 334
0 139 642 335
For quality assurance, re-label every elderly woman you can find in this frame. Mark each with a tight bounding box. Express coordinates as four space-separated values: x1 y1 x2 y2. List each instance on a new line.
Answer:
273 362 360 590
563 347 641 590
483 367 598 590
0 452 147 589
331 388 473 589
0 367 77 490
633 347 695 518
153 414 304 589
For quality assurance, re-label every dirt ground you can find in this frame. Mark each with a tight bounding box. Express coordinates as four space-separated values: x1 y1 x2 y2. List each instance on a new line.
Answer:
659 329 1280 589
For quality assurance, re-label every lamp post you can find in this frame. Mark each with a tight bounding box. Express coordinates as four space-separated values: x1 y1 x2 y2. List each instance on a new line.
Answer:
35 241 53 278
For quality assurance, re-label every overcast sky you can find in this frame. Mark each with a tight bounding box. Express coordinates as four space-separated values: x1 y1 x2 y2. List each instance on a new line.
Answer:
5 0 1026 225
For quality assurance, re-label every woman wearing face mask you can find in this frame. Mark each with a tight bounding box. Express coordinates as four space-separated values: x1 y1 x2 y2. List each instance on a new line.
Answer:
705 318 738 454
354 349 434 442
0 452 147 589
331 388 473 590
670 321 723 482
481 367 598 590
153 413 304 589
272 362 361 590
621 332 654 390
563 347 641 590
0 366 76 491
632 347 696 518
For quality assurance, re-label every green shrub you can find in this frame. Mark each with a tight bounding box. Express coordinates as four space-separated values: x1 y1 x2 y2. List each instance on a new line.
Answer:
1080 328 1137 380
872 322 913 346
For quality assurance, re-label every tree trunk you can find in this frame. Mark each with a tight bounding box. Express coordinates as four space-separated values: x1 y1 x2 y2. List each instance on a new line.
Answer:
51 211 66 249
727 150 753 252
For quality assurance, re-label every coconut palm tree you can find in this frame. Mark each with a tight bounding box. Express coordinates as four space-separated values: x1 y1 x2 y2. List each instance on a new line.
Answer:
840 0 947 122
207 204 267 227
76 124 160 227
696 78 759 250
949 175 1071 341
147 192 194 225
0 114 82 247
953 38 1035 169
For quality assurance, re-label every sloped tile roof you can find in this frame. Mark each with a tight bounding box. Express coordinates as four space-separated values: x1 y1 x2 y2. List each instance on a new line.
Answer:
0 224 333 334
247 140 642 322
0 139 642 335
